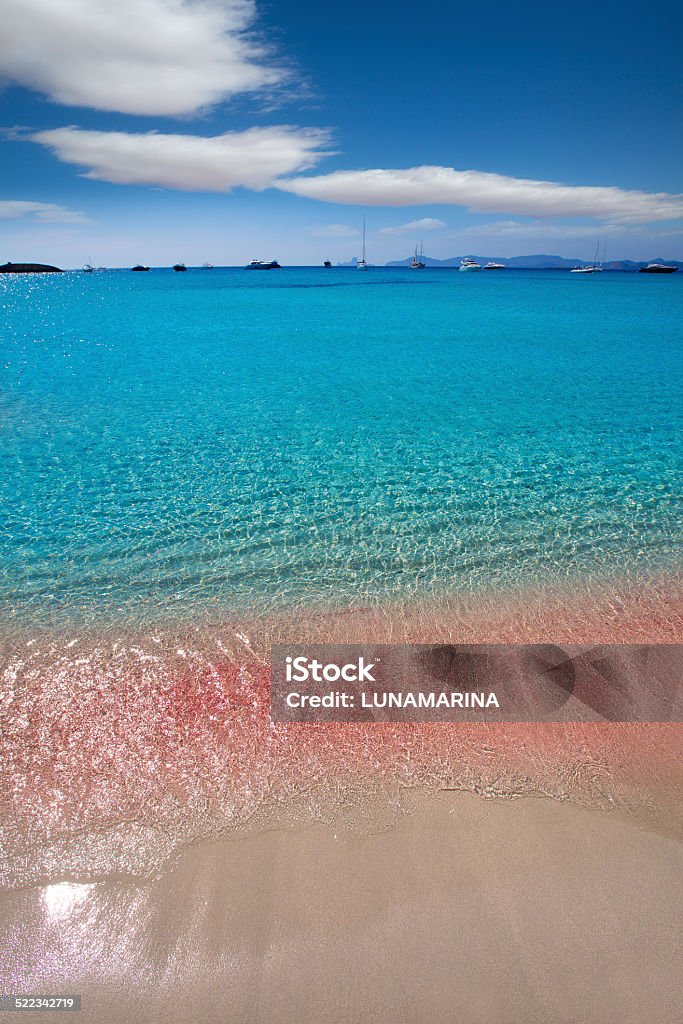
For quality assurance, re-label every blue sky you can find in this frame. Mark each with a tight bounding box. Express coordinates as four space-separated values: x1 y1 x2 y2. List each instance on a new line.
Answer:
1 0 682 266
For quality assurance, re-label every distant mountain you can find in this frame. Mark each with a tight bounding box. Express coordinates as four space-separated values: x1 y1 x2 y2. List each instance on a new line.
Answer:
385 254 683 270
505 254 582 269
386 255 459 267
386 253 586 269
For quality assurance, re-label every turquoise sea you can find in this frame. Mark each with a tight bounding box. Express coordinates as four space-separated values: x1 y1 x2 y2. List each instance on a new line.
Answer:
1 267 681 629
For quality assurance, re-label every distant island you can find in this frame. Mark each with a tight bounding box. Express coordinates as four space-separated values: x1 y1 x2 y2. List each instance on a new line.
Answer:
385 254 683 270
0 262 63 273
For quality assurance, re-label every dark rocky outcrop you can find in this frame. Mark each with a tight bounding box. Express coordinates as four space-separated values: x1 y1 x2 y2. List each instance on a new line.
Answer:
0 262 63 273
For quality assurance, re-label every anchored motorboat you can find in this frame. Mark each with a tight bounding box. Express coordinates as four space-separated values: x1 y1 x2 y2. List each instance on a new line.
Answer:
639 263 678 274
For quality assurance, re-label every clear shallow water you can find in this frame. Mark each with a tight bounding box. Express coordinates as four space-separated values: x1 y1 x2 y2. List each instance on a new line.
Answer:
1 267 681 628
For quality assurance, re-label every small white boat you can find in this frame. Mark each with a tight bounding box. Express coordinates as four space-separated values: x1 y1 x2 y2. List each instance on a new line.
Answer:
459 258 481 272
202 262 214 269
483 262 505 270
82 262 94 273
358 217 368 270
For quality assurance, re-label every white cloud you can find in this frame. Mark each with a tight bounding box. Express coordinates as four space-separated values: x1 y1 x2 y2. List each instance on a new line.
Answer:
0 200 91 224
0 0 284 117
310 223 358 237
277 166 683 224
32 126 332 191
463 220 619 239
466 220 578 237
462 220 683 239
379 217 445 235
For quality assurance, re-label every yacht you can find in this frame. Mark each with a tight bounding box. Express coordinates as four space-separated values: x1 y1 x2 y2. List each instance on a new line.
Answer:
82 262 94 273
458 258 481 272
410 242 426 269
202 262 214 269
639 263 678 274
246 259 281 269
324 260 332 268
483 262 505 270
172 262 187 272
131 265 150 272
357 217 368 270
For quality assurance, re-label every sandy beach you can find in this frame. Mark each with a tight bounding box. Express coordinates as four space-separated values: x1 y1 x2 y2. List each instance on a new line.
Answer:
1 791 681 1024
0 580 681 1021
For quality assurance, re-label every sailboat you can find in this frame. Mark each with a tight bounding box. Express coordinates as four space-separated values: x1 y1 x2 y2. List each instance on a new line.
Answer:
570 242 601 274
593 242 605 272
410 242 425 269
357 218 368 270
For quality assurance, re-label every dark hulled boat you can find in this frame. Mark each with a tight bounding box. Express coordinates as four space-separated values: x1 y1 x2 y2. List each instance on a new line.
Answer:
639 263 678 274
131 264 150 272
172 263 187 272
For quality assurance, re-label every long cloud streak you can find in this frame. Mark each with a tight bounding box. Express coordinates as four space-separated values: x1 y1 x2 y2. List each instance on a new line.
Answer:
30 126 683 226
277 166 683 224
32 126 332 192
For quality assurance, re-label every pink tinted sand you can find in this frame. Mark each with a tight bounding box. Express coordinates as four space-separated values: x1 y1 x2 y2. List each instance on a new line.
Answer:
2 576 681 887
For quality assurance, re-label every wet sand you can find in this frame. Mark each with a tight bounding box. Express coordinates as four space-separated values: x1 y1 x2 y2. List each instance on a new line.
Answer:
1 792 682 1024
